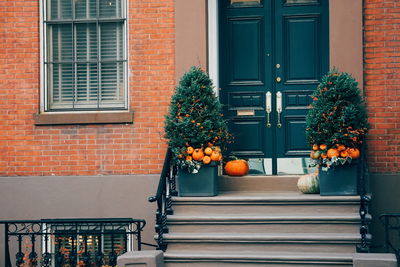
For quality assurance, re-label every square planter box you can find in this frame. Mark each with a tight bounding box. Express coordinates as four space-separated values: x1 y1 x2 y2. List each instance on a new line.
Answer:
178 162 219 197
319 161 359 196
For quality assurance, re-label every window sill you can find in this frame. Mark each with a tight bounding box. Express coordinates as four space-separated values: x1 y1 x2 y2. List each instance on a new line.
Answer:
33 111 134 125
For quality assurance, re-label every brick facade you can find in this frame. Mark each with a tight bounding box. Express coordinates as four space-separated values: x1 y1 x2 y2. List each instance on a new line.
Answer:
0 0 175 176
0 0 399 176
364 0 400 173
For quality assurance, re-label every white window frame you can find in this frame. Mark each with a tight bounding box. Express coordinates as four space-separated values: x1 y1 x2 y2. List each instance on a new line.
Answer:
39 0 129 113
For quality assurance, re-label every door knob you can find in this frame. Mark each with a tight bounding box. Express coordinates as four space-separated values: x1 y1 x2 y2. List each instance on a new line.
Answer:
276 77 282 83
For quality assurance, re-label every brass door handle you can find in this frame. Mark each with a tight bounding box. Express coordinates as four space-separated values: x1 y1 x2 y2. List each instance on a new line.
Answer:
276 91 282 128
266 91 272 128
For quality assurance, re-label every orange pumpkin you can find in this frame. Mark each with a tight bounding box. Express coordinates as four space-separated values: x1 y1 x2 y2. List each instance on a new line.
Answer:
202 156 211 164
210 151 221 161
336 144 346 151
327 148 340 159
319 144 327 150
312 144 319 151
186 155 192 161
347 148 360 159
192 148 204 161
224 160 249 176
340 150 349 158
186 146 194 154
204 147 213 155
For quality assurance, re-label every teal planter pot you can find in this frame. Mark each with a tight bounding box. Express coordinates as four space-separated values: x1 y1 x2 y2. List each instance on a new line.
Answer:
178 162 219 197
319 162 359 196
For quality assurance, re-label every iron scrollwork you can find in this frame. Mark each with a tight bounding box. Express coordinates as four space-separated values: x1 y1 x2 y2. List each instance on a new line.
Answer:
1 218 147 267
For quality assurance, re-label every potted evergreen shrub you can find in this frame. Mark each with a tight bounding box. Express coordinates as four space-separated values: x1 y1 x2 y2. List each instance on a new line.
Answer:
164 67 230 196
306 70 368 196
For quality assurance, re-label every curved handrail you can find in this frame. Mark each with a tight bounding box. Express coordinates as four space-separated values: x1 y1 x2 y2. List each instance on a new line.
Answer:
357 138 371 253
148 147 177 251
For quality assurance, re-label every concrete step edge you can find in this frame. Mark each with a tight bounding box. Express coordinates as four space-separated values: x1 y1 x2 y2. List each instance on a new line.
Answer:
221 175 301 179
161 233 370 243
172 194 360 204
167 214 363 224
164 251 354 263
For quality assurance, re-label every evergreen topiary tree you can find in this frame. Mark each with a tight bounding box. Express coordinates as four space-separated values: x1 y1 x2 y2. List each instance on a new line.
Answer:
164 67 231 173
306 69 368 167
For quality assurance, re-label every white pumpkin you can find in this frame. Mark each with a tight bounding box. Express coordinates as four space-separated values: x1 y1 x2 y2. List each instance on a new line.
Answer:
297 173 319 194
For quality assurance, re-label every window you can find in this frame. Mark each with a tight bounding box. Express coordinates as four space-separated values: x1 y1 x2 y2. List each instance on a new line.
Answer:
47 222 132 266
43 0 127 111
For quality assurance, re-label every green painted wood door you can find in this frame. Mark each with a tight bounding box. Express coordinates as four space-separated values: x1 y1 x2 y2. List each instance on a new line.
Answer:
219 0 329 173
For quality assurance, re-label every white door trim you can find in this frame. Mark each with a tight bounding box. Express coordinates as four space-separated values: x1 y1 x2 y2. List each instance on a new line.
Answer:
208 0 219 96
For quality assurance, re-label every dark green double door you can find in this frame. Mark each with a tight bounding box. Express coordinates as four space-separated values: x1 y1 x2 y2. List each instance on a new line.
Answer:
219 0 329 174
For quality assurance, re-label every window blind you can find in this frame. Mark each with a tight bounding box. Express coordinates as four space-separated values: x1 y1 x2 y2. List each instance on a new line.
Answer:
45 0 127 111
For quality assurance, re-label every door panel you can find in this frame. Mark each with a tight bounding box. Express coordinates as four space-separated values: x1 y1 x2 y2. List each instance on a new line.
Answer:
283 116 308 155
275 0 329 158
219 0 329 173
228 17 264 84
284 15 320 83
229 117 266 156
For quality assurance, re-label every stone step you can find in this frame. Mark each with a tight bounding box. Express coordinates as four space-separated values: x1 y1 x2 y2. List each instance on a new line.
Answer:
219 175 300 192
167 214 364 234
164 251 354 267
172 192 360 215
163 233 367 254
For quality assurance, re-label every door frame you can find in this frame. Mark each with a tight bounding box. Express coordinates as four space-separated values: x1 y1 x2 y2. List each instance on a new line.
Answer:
207 0 364 95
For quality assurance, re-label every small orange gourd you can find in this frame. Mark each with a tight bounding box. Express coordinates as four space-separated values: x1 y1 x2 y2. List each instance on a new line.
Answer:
210 151 221 161
336 144 346 151
192 148 204 161
202 156 211 164
186 146 194 154
224 160 249 176
319 144 327 150
327 148 340 159
347 148 360 159
340 150 349 158
204 147 213 155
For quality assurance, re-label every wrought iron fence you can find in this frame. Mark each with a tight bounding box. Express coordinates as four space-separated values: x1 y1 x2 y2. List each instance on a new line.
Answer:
0 218 149 267
380 213 400 261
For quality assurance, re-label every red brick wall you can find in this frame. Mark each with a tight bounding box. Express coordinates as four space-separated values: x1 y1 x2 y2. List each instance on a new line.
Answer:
364 0 400 173
0 0 175 176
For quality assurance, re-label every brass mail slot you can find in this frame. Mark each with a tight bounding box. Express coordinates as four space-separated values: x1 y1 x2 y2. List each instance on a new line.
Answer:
237 109 255 116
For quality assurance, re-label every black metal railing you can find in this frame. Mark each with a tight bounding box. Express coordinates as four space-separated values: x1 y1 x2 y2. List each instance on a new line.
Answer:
357 140 371 253
1 218 147 267
380 213 400 261
148 148 177 251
